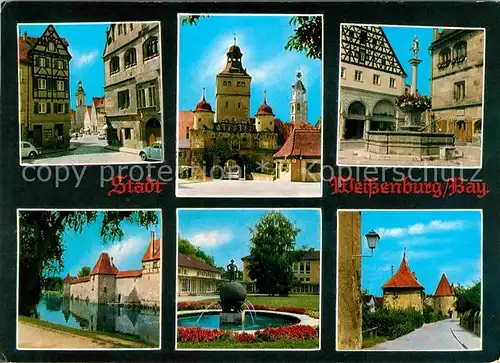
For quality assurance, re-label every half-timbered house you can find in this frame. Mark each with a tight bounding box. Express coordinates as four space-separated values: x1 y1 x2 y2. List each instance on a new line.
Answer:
18 25 72 149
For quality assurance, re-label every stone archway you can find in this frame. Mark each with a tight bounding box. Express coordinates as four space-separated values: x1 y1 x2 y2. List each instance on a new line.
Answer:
145 118 161 146
345 101 366 139
372 100 396 131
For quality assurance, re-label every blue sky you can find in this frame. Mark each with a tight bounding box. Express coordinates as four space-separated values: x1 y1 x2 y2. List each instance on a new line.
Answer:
179 15 322 123
382 26 433 96
178 209 321 269
19 23 109 109
55 211 162 277
360 210 481 296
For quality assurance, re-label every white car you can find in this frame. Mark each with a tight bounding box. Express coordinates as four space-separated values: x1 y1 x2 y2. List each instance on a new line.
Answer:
21 141 41 159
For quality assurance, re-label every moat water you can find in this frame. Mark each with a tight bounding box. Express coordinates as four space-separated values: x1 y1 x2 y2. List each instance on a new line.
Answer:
34 294 160 346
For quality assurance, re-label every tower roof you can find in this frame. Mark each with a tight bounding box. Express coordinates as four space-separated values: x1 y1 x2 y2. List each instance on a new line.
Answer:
292 71 307 93
255 92 274 116
90 252 119 275
382 251 423 290
194 89 214 113
434 273 454 297
142 232 161 262
63 273 73 283
219 39 249 76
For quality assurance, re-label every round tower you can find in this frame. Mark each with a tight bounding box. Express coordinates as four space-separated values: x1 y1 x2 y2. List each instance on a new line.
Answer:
192 88 214 130
255 91 275 132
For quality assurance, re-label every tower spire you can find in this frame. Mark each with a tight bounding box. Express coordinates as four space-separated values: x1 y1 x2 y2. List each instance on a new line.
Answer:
233 33 236 45
264 89 267 104
202 87 206 100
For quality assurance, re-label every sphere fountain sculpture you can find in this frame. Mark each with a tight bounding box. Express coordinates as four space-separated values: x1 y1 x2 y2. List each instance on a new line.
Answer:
219 259 247 325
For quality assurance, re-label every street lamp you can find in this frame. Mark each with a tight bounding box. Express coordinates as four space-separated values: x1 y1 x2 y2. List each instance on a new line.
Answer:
353 230 380 258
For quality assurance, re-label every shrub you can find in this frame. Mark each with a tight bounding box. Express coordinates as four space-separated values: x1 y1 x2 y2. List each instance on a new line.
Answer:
363 307 423 340
177 301 220 311
306 310 320 319
234 332 255 343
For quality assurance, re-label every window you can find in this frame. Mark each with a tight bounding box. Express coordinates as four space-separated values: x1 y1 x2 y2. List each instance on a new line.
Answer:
124 128 131 139
57 60 63 69
389 78 396 88
354 70 363 82
225 101 229 108
38 102 47 114
360 30 367 44
48 42 55 51
110 56 120 74
439 48 451 65
228 81 231 86
305 261 311 274
238 102 241 109
372 38 377 46
373 74 380 85
130 23 134 31
340 67 346 79
57 80 64 91
118 90 130 109
297 104 301 112
39 57 46 67
137 83 157 108
241 82 245 86
38 78 47 89
56 103 65 114
118 24 123 35
186 126 190 139
223 81 227 86
454 81 465 101
359 50 366 63
44 129 52 140
181 278 191 292
125 48 137 68
454 41 467 59
143 37 159 59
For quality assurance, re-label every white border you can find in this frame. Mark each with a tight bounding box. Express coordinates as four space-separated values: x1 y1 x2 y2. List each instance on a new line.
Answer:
335 208 483 352
175 207 322 351
16 208 163 351
175 13 324 198
17 21 165 167
336 23 486 169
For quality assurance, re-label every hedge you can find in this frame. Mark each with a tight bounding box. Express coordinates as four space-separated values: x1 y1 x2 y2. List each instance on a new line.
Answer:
363 307 424 340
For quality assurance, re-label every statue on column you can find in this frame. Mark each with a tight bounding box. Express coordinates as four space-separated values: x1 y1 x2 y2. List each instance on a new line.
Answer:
410 35 419 58
226 259 238 281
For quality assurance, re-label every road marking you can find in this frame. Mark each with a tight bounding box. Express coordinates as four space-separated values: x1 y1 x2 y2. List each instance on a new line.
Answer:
450 327 468 349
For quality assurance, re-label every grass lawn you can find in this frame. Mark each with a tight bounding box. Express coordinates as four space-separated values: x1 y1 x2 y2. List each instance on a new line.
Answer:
19 316 156 348
178 338 319 349
362 336 388 349
202 294 319 311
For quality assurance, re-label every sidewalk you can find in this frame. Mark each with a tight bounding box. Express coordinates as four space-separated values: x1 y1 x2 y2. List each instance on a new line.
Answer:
40 146 76 155
104 145 141 155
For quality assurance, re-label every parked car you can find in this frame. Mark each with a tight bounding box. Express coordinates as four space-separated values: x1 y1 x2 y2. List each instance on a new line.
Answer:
97 133 106 140
21 141 41 159
224 168 241 180
139 141 162 161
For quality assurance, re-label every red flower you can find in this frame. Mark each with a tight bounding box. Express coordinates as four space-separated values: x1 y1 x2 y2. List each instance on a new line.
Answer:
177 327 225 342
255 325 317 341
234 332 255 342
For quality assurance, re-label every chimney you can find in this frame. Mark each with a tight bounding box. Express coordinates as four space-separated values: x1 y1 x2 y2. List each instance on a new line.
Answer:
413 272 417 280
433 29 439 41
110 257 114 268
23 31 27 40
391 265 394 276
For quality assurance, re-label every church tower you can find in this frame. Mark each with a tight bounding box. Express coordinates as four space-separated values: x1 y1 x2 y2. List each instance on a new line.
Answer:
215 38 251 123
290 71 307 123
75 80 86 131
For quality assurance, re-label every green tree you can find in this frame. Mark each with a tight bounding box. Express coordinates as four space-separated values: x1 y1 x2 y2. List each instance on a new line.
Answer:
77 265 91 278
180 15 322 60
19 210 158 316
42 276 64 293
454 280 481 314
178 237 216 267
247 211 301 296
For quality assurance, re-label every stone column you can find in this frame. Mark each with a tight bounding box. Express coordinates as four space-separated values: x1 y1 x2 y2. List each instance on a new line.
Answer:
337 211 362 350
339 113 346 140
409 58 422 95
363 119 371 140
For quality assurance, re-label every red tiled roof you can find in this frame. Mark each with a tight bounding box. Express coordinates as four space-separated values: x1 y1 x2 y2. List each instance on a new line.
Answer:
255 100 274 116
434 273 454 297
274 129 321 158
63 274 73 283
92 97 105 109
70 275 91 284
18 34 69 63
179 111 194 142
382 253 423 290
142 233 161 262
275 119 318 145
90 253 119 275
86 105 92 117
178 253 221 273
117 269 143 279
194 97 214 113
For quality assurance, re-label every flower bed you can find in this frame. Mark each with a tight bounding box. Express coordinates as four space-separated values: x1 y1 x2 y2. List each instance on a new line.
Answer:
178 325 318 343
395 92 431 111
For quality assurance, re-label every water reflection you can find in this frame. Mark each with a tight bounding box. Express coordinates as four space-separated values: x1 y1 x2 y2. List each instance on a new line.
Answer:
36 294 159 346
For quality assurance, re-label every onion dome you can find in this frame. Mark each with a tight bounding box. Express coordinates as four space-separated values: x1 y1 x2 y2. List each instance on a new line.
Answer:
194 88 214 113
255 91 275 116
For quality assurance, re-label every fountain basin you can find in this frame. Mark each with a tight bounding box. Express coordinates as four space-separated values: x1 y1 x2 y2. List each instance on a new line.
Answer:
177 309 308 333
365 130 455 159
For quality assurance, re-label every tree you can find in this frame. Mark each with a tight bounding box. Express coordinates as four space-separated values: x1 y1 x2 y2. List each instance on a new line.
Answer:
180 15 322 60
77 266 91 278
247 211 301 296
454 280 481 314
19 210 158 316
178 237 216 267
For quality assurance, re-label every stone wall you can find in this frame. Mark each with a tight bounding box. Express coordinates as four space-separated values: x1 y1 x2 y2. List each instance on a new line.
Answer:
337 211 362 350
70 280 92 301
383 289 423 312
116 277 142 304
215 74 251 122
433 295 456 317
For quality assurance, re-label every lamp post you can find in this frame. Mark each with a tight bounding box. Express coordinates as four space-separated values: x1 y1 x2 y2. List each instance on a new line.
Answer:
353 230 380 258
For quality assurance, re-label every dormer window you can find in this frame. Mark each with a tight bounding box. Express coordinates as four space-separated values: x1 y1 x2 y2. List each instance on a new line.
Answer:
110 56 120 74
143 37 159 60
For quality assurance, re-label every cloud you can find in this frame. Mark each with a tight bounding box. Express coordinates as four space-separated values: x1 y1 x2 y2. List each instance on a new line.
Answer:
72 49 99 69
189 230 232 248
104 235 149 267
376 219 469 240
